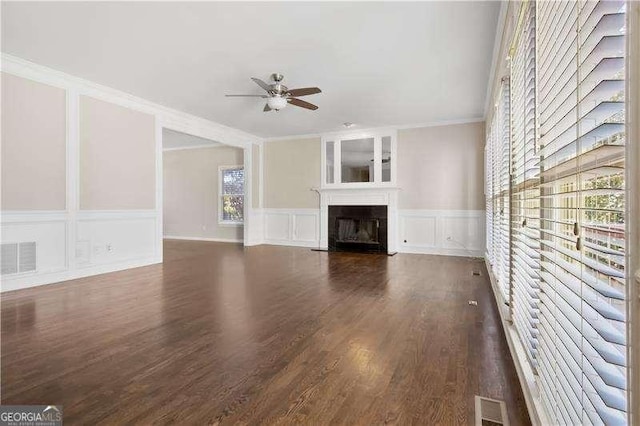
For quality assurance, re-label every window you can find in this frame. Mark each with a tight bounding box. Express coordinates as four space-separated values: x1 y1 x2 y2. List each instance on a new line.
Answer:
509 0 540 373
485 0 630 423
219 166 244 224
537 1 628 423
486 78 511 306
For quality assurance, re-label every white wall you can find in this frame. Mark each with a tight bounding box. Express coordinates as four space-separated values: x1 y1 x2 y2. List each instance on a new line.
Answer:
0 54 261 292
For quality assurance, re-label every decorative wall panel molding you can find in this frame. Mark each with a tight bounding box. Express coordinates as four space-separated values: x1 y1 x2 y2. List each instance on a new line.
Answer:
1 210 161 292
398 209 484 257
263 209 320 248
260 208 484 257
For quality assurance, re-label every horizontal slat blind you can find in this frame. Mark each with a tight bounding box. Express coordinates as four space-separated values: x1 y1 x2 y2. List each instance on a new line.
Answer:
510 0 540 372
537 0 628 424
486 138 495 264
487 81 511 303
497 81 511 301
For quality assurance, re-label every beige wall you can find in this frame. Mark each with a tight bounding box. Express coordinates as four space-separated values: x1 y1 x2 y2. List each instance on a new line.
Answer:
264 137 320 209
79 96 156 210
1 73 67 210
397 122 485 210
163 146 244 241
262 125 483 211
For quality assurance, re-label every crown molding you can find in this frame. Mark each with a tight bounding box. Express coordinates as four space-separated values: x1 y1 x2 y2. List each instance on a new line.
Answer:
263 117 484 143
0 53 264 148
163 143 228 152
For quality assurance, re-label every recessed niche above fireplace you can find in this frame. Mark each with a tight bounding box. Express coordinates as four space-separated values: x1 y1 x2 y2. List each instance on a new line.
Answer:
328 205 388 253
321 129 397 188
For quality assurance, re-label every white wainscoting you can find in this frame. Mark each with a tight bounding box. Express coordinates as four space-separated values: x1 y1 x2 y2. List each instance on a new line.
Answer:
1 210 161 292
263 209 320 248
258 208 484 257
397 209 485 257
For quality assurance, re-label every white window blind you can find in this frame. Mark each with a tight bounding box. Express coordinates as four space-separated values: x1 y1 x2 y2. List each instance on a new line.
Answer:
486 139 495 264
510 0 540 373
537 0 628 424
486 81 511 303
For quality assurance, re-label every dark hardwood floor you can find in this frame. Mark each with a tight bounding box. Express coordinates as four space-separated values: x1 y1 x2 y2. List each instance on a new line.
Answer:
1 240 530 425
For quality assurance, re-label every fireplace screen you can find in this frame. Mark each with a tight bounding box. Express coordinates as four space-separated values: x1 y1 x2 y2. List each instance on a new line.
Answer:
336 218 379 244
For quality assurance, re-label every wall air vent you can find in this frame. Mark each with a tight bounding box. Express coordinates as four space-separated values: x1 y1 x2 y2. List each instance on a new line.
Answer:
1 242 37 275
19 242 37 273
1 243 18 275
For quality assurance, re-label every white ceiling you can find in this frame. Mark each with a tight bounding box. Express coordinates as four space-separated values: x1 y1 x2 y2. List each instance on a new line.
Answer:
1 2 500 139
162 128 222 150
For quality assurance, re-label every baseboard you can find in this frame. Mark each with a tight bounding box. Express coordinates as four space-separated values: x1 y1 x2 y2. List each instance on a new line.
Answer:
1 256 161 293
398 245 483 258
263 239 319 248
163 235 243 243
484 255 549 426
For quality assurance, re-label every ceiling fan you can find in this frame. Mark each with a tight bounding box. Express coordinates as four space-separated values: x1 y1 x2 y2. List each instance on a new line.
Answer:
225 73 321 112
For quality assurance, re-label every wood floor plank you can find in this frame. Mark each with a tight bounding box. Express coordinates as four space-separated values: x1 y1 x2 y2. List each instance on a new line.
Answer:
1 240 530 425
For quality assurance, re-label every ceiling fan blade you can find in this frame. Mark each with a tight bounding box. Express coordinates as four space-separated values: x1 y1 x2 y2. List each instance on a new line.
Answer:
251 78 271 92
225 94 268 98
287 98 318 110
287 87 322 97
263 103 272 112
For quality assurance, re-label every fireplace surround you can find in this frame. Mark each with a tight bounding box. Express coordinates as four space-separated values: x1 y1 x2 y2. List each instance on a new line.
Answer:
328 205 388 253
317 187 399 254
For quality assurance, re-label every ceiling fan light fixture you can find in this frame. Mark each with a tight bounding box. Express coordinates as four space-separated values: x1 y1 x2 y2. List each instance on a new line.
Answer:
267 96 287 111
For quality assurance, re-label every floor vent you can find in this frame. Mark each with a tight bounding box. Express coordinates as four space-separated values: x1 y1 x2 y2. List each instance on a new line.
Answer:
1 242 37 275
475 395 509 426
472 270 481 276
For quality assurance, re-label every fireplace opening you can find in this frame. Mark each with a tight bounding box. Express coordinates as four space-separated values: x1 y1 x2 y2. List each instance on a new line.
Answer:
336 218 379 244
328 205 387 253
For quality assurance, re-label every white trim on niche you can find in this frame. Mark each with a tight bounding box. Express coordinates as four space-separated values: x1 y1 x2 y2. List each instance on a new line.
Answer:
320 128 398 189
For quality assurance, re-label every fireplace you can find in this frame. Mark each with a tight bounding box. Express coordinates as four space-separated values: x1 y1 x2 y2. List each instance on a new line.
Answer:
328 205 388 253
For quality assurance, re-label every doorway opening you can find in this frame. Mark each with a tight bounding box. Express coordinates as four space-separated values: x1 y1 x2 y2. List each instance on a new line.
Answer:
162 128 245 244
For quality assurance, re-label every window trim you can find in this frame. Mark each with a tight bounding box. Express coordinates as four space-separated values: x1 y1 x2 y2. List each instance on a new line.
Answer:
218 165 244 226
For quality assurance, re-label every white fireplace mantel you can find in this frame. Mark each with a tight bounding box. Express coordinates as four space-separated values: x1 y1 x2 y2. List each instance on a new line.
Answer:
313 186 400 253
